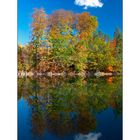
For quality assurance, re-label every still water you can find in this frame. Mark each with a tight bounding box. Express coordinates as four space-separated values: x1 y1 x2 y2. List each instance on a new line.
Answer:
18 76 122 140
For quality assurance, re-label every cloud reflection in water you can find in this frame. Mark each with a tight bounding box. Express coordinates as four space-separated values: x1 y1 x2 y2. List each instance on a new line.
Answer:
75 132 102 140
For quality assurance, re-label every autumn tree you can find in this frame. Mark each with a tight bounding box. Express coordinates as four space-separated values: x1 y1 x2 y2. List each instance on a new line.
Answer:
47 10 76 72
31 8 48 71
76 12 98 41
114 27 123 72
87 33 118 72
31 8 48 46
18 9 122 74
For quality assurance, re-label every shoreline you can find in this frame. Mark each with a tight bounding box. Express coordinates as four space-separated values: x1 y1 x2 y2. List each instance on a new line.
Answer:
18 71 120 78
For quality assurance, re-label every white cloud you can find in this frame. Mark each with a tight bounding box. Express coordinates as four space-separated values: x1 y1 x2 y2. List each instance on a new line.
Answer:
75 132 102 140
74 0 104 9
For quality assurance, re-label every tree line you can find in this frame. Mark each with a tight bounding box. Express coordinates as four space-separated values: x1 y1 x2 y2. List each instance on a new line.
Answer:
18 8 122 74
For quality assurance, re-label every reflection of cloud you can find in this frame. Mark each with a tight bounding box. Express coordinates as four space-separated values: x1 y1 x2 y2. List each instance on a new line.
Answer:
74 0 104 9
75 132 102 140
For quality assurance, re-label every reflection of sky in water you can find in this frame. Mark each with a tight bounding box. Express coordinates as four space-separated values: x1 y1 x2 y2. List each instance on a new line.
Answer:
18 98 31 140
18 99 122 140
18 77 122 140
95 108 122 140
75 132 102 140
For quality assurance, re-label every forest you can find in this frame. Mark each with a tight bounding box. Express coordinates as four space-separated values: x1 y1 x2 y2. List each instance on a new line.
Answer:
18 8 122 76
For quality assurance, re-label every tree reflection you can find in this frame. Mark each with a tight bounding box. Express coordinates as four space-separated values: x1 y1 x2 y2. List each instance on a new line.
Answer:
18 76 122 137
76 111 96 134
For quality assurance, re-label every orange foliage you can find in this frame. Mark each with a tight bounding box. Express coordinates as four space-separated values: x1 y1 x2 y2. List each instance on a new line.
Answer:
107 77 113 84
49 10 75 26
108 66 113 72
76 12 98 36
32 8 47 31
110 39 117 48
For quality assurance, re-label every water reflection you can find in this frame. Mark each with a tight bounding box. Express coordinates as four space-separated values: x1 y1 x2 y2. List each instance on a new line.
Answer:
18 76 122 140
75 132 102 140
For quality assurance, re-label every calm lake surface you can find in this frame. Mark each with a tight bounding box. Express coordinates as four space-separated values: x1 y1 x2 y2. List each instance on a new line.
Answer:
18 76 122 140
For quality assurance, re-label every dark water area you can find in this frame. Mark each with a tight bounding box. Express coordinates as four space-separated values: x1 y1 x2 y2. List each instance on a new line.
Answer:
18 76 122 140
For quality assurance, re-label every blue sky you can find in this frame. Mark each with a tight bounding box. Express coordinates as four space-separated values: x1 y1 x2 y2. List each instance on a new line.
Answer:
18 0 122 45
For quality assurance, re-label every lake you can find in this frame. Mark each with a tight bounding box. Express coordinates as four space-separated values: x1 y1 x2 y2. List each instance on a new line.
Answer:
18 76 122 140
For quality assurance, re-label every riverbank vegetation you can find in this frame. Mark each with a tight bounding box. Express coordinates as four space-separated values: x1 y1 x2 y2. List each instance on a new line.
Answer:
18 8 122 75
